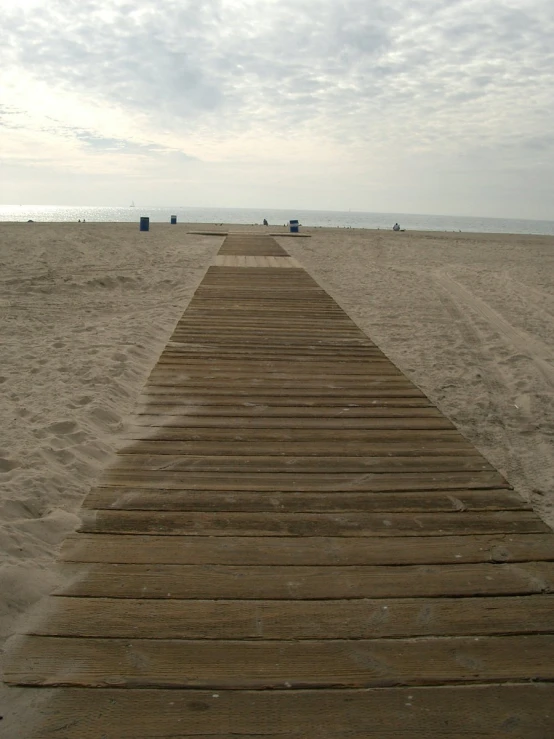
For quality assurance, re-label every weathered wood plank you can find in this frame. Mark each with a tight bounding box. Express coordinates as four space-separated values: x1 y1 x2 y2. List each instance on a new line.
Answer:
173 317 359 327
129 415 455 430
170 325 369 336
117 440 477 457
161 345 381 355
107 454 492 474
154 360 403 374
140 394 426 404
142 388 418 398
81 488 528 512
33 594 554 639
17 685 554 738
146 371 409 383
100 470 508 491
135 404 441 417
7 634 554 688
59 533 554 565
121 427 465 441
129 418 456 435
53 562 554 599
78 510 546 537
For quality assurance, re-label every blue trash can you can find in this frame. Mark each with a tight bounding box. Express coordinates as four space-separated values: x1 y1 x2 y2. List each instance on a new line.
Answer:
140 217 150 232
170 215 177 224
289 219 299 233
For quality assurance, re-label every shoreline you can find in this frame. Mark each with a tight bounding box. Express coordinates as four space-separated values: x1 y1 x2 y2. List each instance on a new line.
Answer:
3 219 554 239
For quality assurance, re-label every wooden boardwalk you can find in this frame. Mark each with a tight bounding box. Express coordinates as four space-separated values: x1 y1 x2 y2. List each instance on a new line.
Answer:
5 234 554 737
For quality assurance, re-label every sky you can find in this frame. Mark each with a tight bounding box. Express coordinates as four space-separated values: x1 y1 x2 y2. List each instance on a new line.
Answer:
1 0 553 218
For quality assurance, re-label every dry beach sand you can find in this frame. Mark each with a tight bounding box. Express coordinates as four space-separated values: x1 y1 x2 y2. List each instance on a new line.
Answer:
1 221 554 731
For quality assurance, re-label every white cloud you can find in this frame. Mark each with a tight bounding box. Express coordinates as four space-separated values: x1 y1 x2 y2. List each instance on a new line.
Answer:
0 0 553 216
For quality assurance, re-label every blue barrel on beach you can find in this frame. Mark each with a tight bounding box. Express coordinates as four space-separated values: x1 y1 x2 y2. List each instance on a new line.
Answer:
170 215 177 224
140 217 150 232
289 219 299 233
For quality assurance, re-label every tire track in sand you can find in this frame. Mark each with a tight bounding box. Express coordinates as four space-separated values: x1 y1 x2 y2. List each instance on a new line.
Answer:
435 271 554 389
433 270 554 525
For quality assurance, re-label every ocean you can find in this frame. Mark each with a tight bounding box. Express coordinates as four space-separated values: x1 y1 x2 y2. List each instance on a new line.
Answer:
1 205 554 236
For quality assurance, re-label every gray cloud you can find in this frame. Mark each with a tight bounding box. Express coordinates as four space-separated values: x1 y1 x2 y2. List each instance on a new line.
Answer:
2 0 552 144
1 0 553 216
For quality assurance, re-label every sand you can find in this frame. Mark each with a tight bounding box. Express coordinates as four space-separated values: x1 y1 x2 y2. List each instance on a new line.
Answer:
1 222 553 730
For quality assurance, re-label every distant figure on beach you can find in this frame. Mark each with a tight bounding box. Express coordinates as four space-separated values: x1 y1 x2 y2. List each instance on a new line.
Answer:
263 218 268 226
393 223 400 232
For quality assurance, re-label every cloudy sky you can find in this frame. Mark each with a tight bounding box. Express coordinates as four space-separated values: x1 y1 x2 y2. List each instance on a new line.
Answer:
1 0 553 218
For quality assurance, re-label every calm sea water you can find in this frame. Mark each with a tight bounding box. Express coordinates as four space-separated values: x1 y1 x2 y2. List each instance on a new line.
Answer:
1 205 554 236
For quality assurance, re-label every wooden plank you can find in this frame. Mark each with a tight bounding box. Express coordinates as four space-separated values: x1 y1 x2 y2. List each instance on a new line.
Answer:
162 339 379 348
141 387 425 398
187 295 342 302
82 488 529 512
100 470 508 491
164 344 378 353
170 312 359 321
7 634 554 688
152 364 404 377
147 370 408 382
173 325 362 333
145 376 415 388
167 336 376 344
140 393 428 407
166 343 376 352
130 415 455 429
134 404 443 417
156 352 392 363
79 510 546 537
169 327 370 338
139 391 429 403
168 333 373 344
33 594 554 639
107 454 492 473
183 308 350 317
121 427 465 441
17 684 554 738
59 533 554 565
167 320 367 329
156 358 397 370
191 292 335 302
136 400 435 413
153 360 403 374
53 561 554 599
116 440 477 457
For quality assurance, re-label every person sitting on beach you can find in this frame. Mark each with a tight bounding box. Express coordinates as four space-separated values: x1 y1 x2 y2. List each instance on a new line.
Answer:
263 218 268 226
393 223 400 231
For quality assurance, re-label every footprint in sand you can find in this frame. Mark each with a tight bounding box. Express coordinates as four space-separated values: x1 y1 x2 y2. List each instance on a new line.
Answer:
0 457 18 473
47 420 78 435
88 407 122 429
